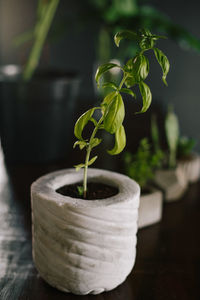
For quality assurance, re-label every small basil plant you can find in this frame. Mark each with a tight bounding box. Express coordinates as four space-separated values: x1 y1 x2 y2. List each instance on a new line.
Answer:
124 138 164 190
73 29 170 198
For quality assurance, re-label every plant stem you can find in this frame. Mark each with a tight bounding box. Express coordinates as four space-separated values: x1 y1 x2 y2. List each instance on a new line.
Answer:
83 74 127 198
83 116 104 198
23 0 59 81
118 73 127 89
83 146 91 198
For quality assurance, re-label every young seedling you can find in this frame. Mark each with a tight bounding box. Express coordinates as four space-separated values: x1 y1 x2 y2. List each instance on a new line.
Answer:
74 29 170 198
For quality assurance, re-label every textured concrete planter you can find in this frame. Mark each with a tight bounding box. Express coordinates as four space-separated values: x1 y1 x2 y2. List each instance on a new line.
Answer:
178 153 200 183
138 187 163 229
154 167 188 202
31 168 140 295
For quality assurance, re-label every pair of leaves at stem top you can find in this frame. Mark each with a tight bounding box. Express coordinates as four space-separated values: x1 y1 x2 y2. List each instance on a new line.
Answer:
95 30 169 115
114 28 166 50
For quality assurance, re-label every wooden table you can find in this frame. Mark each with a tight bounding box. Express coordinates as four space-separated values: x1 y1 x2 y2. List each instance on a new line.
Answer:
0 148 199 300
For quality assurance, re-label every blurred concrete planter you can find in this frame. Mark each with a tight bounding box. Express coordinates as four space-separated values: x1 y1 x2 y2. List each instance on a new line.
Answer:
138 186 163 229
154 166 188 202
0 65 80 163
31 168 140 295
178 152 200 183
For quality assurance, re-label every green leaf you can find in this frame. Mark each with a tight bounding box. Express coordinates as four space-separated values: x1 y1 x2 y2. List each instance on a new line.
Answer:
138 29 157 49
102 82 118 90
74 156 97 171
151 34 167 41
88 156 98 166
104 94 125 134
138 81 152 113
73 140 87 150
140 28 152 37
99 124 104 129
95 63 121 85
124 55 149 86
114 30 138 47
125 75 137 88
124 58 137 87
90 138 102 148
108 125 126 155
136 55 149 81
124 58 134 72
74 163 85 171
120 88 136 98
101 91 117 111
153 48 170 86
77 185 84 196
90 117 98 127
74 108 95 140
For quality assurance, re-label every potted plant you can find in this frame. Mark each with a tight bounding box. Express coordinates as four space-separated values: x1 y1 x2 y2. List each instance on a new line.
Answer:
177 136 200 184
123 137 164 229
154 107 188 201
31 29 169 294
0 0 80 163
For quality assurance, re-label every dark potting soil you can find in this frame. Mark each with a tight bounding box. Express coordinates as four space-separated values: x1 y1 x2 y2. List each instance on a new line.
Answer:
56 182 118 200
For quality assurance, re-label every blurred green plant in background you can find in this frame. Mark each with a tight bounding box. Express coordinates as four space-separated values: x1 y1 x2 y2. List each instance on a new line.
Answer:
15 0 60 81
177 137 196 159
124 138 164 189
87 0 200 64
16 0 200 81
151 107 197 169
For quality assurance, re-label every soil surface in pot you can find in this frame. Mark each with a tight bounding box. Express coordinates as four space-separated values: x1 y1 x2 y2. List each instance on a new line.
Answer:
56 182 118 200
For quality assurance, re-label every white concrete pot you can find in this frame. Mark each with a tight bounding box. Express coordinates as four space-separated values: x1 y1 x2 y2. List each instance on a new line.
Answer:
31 168 140 295
178 152 200 183
138 187 163 229
154 166 188 202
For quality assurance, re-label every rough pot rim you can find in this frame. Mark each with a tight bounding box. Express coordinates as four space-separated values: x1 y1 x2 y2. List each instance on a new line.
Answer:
31 168 140 209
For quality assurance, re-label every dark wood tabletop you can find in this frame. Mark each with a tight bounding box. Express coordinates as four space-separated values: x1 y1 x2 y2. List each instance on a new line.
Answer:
0 146 199 300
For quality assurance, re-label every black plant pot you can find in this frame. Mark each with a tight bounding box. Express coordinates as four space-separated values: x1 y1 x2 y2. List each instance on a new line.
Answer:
0 66 80 164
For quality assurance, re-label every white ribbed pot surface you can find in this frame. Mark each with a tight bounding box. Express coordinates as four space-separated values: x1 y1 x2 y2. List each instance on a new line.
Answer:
31 168 140 295
178 153 200 183
138 187 163 229
154 166 188 202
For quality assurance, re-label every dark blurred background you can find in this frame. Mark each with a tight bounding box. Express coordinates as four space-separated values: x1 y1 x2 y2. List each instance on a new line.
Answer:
0 0 200 166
